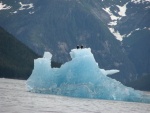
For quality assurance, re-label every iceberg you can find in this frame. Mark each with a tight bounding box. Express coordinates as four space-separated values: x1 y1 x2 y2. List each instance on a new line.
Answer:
26 48 150 103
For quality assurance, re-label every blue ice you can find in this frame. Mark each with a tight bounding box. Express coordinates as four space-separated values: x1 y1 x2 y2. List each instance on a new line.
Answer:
26 48 150 103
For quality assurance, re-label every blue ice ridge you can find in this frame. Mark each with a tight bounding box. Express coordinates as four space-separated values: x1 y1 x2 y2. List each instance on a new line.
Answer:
26 48 150 103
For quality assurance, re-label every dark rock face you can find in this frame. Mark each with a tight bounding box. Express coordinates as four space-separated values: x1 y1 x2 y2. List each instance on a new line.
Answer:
123 30 150 77
0 27 38 79
0 27 61 79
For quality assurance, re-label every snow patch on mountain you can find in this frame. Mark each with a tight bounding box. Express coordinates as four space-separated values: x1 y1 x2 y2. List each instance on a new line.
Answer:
108 21 117 26
103 2 129 41
102 1 129 18
108 28 125 41
131 0 150 4
102 1 149 41
12 11 17 14
126 27 150 37
102 7 121 21
19 2 34 11
10 2 34 14
0 2 11 10
116 2 128 17
29 11 34 14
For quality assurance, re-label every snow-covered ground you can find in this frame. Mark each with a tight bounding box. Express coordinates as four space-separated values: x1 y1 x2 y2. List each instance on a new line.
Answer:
0 78 150 113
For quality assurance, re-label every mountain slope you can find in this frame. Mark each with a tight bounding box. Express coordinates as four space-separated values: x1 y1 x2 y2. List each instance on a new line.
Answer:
0 27 39 79
126 74 150 91
0 27 61 79
123 30 150 77
1 0 149 83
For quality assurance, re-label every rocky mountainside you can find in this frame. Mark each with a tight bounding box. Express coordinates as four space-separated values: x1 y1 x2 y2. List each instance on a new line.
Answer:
0 27 38 79
123 30 150 77
0 27 61 79
97 0 150 78
0 0 149 83
126 74 150 91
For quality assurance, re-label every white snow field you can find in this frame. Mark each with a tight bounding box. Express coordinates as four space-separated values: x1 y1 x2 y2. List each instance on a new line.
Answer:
0 78 150 113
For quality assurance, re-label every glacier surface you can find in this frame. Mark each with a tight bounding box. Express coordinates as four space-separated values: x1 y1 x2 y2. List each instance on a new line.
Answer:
26 48 150 103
